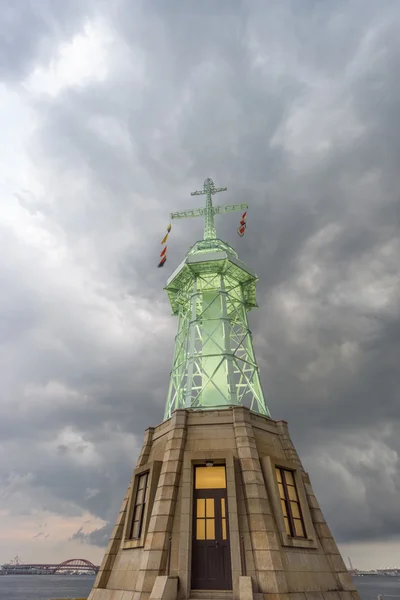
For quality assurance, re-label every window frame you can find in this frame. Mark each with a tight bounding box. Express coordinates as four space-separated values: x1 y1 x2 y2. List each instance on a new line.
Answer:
260 455 318 549
129 471 149 540
275 466 306 539
123 460 162 549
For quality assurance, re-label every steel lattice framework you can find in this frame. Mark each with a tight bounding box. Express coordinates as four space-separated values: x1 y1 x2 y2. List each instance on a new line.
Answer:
163 178 270 421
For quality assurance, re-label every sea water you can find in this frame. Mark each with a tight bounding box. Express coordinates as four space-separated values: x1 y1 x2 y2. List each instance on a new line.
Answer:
354 575 400 600
0 574 399 600
0 574 96 600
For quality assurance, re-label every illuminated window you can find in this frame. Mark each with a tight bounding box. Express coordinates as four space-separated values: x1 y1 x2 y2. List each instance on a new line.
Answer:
196 498 216 540
221 497 227 540
275 467 306 538
129 472 149 539
195 466 226 489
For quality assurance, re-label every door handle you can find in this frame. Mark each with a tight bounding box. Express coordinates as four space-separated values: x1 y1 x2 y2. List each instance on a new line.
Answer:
215 540 219 548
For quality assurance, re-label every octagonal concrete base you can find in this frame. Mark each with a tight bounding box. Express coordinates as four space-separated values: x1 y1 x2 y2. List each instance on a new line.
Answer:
88 408 360 600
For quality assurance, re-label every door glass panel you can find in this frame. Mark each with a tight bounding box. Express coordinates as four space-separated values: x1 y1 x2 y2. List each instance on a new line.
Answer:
195 466 226 489
197 499 205 517
221 497 225 518
206 519 215 539
196 519 205 540
222 518 227 540
206 498 214 517
275 467 282 482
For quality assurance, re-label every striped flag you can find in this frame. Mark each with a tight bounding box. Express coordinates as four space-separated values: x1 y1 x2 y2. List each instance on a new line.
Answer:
159 224 171 267
237 211 247 237
161 224 171 245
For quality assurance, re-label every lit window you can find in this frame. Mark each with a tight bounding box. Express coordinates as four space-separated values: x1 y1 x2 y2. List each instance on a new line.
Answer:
275 467 306 538
196 498 216 540
221 497 227 540
195 466 226 489
129 472 149 539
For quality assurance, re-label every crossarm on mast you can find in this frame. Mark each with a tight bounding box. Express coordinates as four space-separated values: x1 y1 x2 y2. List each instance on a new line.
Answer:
170 208 205 220
213 203 248 215
191 186 227 196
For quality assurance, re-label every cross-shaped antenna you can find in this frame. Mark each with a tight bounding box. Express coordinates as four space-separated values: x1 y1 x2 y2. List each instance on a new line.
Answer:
170 177 248 240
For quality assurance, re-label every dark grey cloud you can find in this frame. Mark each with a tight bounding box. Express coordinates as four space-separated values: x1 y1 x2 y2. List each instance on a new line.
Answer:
0 0 399 564
71 524 112 547
0 0 97 81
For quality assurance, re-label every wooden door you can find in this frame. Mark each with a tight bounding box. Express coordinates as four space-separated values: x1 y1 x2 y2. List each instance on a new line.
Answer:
191 473 232 590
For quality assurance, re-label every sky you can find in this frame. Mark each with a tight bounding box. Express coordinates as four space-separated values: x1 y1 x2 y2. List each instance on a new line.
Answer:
0 0 399 571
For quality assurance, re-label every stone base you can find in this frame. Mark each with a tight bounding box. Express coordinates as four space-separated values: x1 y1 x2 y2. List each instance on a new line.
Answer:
88 408 360 600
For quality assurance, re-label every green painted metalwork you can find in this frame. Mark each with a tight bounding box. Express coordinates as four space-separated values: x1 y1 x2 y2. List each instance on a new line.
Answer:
163 178 270 420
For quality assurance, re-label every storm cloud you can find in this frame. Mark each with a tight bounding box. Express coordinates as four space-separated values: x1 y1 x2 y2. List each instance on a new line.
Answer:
0 0 399 569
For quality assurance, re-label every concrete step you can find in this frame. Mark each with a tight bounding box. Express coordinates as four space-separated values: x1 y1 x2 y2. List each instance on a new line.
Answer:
190 591 233 600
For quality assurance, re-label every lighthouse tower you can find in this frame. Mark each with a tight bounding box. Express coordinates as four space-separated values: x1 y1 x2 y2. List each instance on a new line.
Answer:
88 179 359 600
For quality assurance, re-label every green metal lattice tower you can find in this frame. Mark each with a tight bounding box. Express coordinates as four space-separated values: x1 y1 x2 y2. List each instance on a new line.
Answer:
164 177 270 421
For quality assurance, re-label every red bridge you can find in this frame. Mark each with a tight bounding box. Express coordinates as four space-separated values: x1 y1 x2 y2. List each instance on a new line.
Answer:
1 558 99 574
